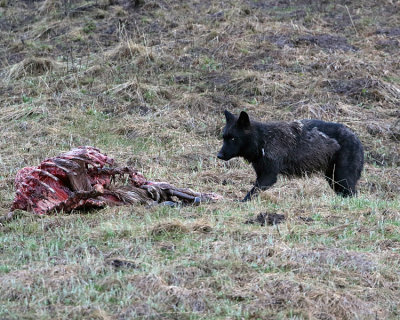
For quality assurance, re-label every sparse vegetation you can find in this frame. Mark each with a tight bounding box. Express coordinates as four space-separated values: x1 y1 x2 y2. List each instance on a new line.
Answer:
0 0 399 319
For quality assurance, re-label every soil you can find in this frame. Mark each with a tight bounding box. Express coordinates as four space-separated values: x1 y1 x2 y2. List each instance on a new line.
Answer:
245 212 286 226
106 258 139 269
294 34 358 51
264 33 357 52
324 78 383 102
376 27 400 37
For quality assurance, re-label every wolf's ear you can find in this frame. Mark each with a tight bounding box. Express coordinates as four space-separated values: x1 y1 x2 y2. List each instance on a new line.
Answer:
224 110 235 123
237 111 250 129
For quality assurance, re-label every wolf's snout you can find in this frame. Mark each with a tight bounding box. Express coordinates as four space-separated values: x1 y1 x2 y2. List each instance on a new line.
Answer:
217 151 225 160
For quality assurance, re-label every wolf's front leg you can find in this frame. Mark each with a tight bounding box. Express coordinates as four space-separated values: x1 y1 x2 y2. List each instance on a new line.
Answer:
241 186 259 202
241 173 278 202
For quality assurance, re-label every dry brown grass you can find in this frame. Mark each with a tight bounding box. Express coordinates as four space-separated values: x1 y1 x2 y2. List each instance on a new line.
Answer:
150 220 190 237
105 40 153 62
38 0 61 15
7 57 61 80
0 0 399 318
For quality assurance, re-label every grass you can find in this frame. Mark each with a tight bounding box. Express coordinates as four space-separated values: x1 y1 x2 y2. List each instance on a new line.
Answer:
1 0 400 319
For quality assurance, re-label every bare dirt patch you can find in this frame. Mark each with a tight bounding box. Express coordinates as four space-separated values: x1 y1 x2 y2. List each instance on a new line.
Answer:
375 38 400 52
105 257 139 269
264 34 357 51
295 34 358 51
376 27 400 37
245 212 286 226
323 78 400 103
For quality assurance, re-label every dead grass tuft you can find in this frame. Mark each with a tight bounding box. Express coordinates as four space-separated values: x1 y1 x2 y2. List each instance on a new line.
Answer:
162 265 209 287
244 279 379 319
324 78 400 103
7 57 61 80
126 274 210 313
229 70 293 98
191 221 213 233
86 308 112 320
105 40 153 62
83 64 105 77
308 224 351 237
308 290 377 319
292 102 342 120
278 247 378 272
150 221 189 237
176 93 217 113
38 0 61 14
0 265 81 300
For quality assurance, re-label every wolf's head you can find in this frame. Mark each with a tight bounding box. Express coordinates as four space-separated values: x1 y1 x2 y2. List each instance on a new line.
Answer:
217 110 251 161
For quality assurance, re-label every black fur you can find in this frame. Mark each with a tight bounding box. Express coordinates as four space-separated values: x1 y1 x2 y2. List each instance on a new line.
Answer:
217 110 364 201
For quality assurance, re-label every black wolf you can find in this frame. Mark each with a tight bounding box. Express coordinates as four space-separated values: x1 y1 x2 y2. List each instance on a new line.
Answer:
217 110 364 201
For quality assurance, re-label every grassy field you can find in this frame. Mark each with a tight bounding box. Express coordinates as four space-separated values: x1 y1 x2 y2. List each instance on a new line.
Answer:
0 0 399 319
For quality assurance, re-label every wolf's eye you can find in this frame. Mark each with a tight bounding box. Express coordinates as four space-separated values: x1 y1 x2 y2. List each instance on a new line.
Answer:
231 137 235 141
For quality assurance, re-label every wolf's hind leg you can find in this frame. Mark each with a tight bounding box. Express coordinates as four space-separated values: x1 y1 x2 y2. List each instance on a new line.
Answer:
325 163 357 197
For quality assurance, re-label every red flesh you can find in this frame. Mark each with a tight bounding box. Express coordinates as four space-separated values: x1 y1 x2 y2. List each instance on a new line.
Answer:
9 146 220 215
